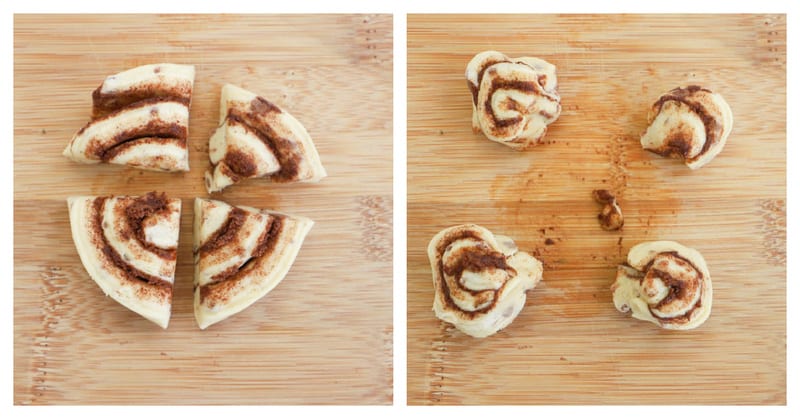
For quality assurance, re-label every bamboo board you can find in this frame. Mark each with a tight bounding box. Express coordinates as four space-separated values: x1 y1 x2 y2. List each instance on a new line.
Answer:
14 14 393 405
407 14 785 405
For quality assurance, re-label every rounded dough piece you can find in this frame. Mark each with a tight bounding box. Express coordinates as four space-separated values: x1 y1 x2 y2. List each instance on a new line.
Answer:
428 224 543 338
466 51 561 150
640 86 733 169
611 241 712 330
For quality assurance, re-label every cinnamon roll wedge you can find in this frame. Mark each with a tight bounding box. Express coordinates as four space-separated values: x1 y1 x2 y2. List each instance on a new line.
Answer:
63 63 195 172
612 241 712 330
193 198 314 329
204 84 327 193
466 51 562 150
67 192 181 328
428 224 543 338
641 86 733 169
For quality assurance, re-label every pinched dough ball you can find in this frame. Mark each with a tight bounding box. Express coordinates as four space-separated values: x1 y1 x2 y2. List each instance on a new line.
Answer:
466 51 562 150
641 86 733 169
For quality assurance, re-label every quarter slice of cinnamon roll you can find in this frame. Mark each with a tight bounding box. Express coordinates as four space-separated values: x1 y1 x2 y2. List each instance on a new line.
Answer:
63 63 195 172
204 84 327 193
67 192 181 328
640 86 733 169
466 51 562 150
612 241 712 330
428 224 543 338
193 198 314 329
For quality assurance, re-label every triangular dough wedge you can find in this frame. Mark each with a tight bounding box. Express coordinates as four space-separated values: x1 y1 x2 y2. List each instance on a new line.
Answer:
67 192 181 328
63 63 195 172
193 198 314 329
204 84 326 193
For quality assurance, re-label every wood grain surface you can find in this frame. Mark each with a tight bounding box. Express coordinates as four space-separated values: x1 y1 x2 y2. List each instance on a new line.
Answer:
14 14 393 405
407 14 785 405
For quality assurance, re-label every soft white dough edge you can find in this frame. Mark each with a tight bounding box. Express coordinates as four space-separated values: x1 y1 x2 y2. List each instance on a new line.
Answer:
99 63 195 94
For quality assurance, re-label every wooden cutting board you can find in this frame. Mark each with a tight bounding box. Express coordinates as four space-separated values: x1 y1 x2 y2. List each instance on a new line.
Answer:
14 14 393 405
407 14 785 405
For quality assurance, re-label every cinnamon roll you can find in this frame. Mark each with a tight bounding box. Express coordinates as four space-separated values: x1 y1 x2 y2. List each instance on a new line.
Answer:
640 86 733 169
67 192 181 328
204 84 327 193
466 51 561 150
612 241 712 330
63 63 194 172
193 198 314 329
428 224 543 338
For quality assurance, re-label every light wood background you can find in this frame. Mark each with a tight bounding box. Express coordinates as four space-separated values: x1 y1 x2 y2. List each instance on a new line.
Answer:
407 14 785 405
14 14 393 405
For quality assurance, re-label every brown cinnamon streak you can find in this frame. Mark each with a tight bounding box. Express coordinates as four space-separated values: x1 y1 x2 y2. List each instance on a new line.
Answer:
224 150 259 178
197 207 247 256
92 84 191 118
225 110 300 182
199 215 285 306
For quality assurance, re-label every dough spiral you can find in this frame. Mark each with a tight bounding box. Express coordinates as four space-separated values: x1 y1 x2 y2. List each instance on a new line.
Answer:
67 192 181 328
205 84 327 193
63 63 194 172
428 224 543 338
640 85 733 169
466 51 561 150
612 241 712 330
193 198 314 329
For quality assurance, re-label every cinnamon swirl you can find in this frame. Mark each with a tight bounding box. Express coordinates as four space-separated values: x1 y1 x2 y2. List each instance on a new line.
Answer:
428 224 543 338
204 84 327 193
466 51 562 150
67 192 181 328
193 198 314 329
63 63 194 172
640 86 733 169
612 241 712 330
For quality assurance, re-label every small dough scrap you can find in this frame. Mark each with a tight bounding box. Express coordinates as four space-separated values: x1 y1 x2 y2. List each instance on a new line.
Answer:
592 189 624 231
